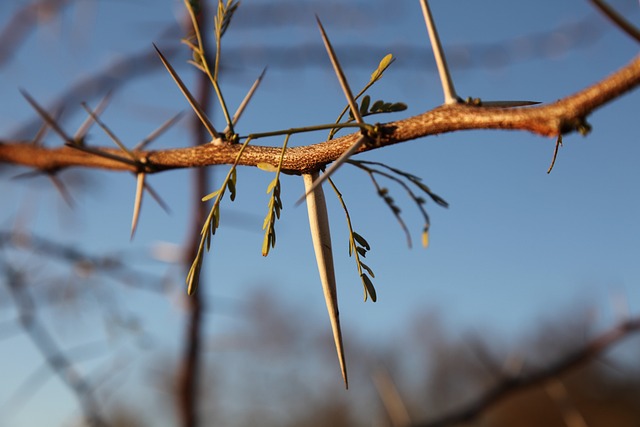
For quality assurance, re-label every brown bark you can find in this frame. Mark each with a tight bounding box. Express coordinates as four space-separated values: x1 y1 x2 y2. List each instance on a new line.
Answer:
2 55 638 175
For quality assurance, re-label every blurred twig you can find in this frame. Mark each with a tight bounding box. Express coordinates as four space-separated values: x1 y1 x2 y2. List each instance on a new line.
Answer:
177 3 212 426
373 365 412 427
0 0 71 67
1 340 109 418
3 264 108 427
0 230 166 293
411 316 640 427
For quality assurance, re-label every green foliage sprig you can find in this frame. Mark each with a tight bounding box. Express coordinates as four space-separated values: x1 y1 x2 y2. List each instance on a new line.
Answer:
261 134 290 256
328 177 377 302
349 160 448 248
182 0 237 137
328 54 400 140
163 1 445 303
186 137 252 295
349 95 407 122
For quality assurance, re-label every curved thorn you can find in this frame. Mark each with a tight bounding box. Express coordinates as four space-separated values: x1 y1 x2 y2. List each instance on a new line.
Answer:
547 134 563 174
303 172 348 389
419 0 459 105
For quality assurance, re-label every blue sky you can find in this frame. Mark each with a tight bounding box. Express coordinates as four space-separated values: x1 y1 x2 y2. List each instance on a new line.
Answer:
1 0 639 425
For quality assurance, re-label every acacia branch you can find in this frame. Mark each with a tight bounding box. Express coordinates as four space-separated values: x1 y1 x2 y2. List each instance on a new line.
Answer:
1 55 639 175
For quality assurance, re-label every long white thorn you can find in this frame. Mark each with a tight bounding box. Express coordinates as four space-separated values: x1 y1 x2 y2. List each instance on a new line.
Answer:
303 172 348 389
419 0 459 105
131 172 145 239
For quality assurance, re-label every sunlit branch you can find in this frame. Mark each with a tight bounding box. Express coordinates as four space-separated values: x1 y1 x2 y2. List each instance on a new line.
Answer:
2 54 638 174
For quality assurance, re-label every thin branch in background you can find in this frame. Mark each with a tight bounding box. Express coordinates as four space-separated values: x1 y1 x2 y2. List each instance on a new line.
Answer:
411 316 640 427
3 265 108 427
0 0 71 67
221 27 608 72
177 2 213 425
544 378 589 427
0 231 166 293
1 340 110 420
373 365 412 427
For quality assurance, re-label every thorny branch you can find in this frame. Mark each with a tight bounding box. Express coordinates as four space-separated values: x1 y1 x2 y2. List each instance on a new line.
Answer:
2 55 639 174
1 1 640 424
411 316 640 427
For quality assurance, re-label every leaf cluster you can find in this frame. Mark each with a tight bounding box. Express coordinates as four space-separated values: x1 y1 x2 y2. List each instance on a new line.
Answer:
328 178 377 302
348 95 407 121
166 2 447 303
350 231 377 302
328 54 400 140
187 138 251 295
350 160 448 249
261 135 290 257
